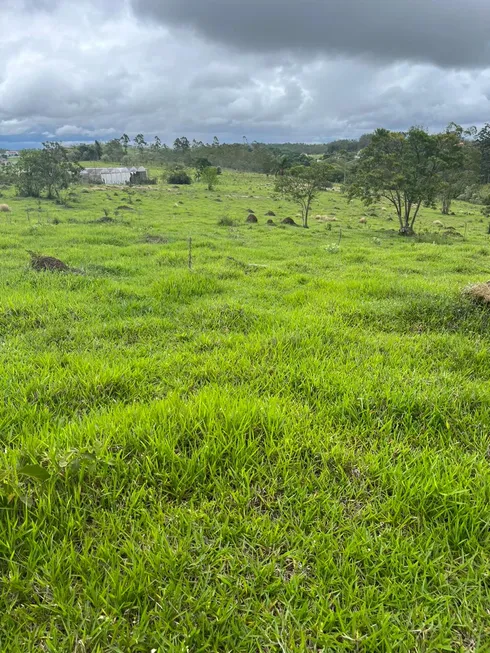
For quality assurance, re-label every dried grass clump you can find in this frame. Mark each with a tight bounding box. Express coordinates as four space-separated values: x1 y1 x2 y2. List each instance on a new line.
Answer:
315 215 338 222
463 282 490 304
0 204 11 212
359 217 367 224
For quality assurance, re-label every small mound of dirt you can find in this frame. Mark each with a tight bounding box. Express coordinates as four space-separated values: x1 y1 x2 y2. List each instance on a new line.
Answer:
143 234 168 244
246 214 258 223
464 282 490 304
281 217 298 226
265 210 276 216
117 205 134 211
246 208 254 214
28 251 73 273
266 219 276 226
0 204 11 212
443 230 463 238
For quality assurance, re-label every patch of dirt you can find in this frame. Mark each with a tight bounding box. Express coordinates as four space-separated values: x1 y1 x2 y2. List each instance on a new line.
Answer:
116 205 134 211
28 251 83 274
246 214 258 223
143 234 168 244
265 210 275 216
281 217 298 226
443 230 463 238
266 219 276 226
246 208 254 213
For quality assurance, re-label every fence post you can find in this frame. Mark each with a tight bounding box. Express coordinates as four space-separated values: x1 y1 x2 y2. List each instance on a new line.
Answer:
188 237 192 270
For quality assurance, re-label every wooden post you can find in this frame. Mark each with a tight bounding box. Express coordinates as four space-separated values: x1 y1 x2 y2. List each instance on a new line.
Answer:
188 237 192 270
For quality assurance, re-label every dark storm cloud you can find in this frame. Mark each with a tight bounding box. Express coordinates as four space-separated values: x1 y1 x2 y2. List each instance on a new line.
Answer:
131 0 490 68
2 0 490 146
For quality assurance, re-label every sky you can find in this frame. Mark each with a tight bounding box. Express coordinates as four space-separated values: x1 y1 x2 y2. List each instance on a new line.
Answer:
1 0 490 148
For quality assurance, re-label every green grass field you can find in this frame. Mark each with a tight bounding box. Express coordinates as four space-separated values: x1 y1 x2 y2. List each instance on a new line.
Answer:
1 168 490 651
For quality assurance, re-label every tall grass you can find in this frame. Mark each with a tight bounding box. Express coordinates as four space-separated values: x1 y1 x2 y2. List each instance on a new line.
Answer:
0 171 489 650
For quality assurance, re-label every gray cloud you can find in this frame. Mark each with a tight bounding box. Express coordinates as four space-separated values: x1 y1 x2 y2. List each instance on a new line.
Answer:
1 0 490 146
131 0 490 68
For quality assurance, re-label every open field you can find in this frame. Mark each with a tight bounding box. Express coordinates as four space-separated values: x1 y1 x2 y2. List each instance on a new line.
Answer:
1 169 490 651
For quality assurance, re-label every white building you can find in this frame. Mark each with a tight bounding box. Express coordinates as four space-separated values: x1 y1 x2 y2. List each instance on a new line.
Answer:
80 166 148 185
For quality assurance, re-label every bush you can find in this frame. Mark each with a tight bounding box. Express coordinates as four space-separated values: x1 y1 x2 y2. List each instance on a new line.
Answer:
168 171 192 185
218 216 235 226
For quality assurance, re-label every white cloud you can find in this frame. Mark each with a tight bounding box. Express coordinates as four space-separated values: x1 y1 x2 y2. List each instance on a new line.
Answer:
0 0 490 146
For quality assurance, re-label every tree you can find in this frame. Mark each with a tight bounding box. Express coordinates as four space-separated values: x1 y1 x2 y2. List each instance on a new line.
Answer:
15 143 80 199
275 163 332 228
201 166 219 190
104 139 124 162
120 134 130 154
152 136 162 150
439 124 479 214
173 137 190 153
476 124 490 184
134 134 147 154
194 157 212 180
94 140 103 161
348 127 464 235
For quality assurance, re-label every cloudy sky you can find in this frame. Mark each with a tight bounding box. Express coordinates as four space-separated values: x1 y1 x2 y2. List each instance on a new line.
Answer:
1 0 490 147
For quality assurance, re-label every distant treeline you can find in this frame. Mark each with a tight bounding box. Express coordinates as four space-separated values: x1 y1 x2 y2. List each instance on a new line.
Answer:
65 134 374 178
69 134 370 174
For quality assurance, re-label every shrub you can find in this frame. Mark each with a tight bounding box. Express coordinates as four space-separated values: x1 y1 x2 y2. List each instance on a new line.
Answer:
168 171 192 185
218 216 235 226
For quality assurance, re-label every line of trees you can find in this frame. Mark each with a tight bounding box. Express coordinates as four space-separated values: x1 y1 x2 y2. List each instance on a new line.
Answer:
2 123 490 236
65 134 371 176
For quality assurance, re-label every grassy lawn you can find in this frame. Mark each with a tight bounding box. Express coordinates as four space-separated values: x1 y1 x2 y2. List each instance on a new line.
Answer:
0 169 489 651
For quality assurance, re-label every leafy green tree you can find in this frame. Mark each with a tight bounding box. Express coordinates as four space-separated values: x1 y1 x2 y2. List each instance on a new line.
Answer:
134 134 147 154
476 124 490 184
275 163 332 228
173 137 190 153
152 136 162 150
348 127 464 235
94 140 103 161
194 157 212 180
439 124 479 214
120 134 130 154
15 143 80 199
201 166 219 190
104 139 124 162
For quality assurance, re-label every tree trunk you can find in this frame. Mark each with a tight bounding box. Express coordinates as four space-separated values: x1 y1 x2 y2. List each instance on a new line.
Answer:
399 211 415 236
441 198 451 215
398 224 415 236
303 204 310 228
